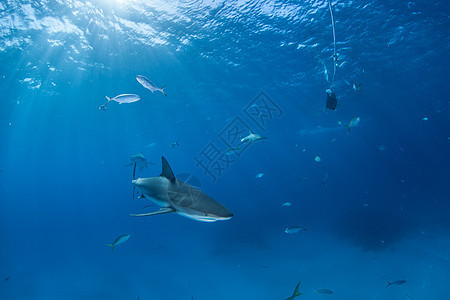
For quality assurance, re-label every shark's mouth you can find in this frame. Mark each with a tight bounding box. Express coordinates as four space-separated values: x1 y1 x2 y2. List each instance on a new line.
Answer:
177 211 233 222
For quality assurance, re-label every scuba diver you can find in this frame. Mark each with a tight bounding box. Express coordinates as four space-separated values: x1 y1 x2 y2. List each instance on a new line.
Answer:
326 89 337 110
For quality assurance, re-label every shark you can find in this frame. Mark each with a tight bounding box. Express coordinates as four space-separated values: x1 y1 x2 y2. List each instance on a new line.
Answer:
125 153 154 171
240 130 267 145
130 156 233 222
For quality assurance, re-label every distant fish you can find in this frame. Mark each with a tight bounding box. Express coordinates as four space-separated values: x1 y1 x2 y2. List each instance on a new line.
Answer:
146 142 156 148
169 141 179 149
422 117 428 121
315 288 333 295
255 173 264 178
322 61 329 82
224 146 241 155
386 280 407 288
286 281 303 300
376 144 386 151
136 75 166 96
328 137 337 144
99 94 140 110
4 276 10 282
240 130 267 145
125 153 154 171
106 234 130 252
282 202 292 207
285 226 307 234
314 156 321 162
352 83 362 93
321 173 329 186
344 117 360 134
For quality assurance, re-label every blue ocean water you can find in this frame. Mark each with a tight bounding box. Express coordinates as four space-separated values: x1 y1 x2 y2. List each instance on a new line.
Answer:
1 0 449 299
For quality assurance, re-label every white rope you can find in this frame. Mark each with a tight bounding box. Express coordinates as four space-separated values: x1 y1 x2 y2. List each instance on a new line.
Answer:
328 0 337 88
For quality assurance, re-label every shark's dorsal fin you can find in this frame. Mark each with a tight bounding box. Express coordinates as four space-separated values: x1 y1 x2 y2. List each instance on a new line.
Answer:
160 156 176 182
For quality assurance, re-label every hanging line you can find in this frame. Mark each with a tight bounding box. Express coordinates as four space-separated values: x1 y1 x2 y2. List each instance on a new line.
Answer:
328 0 337 89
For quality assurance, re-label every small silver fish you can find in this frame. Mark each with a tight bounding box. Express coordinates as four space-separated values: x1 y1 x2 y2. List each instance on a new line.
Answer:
285 226 307 234
323 63 329 82
106 234 130 252
100 94 140 110
344 117 360 134
282 202 292 207
136 75 166 96
352 83 362 93
255 173 264 178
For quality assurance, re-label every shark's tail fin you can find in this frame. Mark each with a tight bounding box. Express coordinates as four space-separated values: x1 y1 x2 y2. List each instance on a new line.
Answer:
286 281 303 300
344 125 351 134
100 96 112 110
107 244 114 252
160 86 167 96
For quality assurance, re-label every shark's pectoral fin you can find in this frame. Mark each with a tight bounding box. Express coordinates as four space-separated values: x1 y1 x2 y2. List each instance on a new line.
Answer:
130 207 174 217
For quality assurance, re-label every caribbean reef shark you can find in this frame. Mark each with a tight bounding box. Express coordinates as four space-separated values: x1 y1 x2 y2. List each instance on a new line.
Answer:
130 156 233 222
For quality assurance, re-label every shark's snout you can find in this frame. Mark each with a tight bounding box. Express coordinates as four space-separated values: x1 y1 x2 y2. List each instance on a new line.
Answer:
209 209 233 220
132 178 149 187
